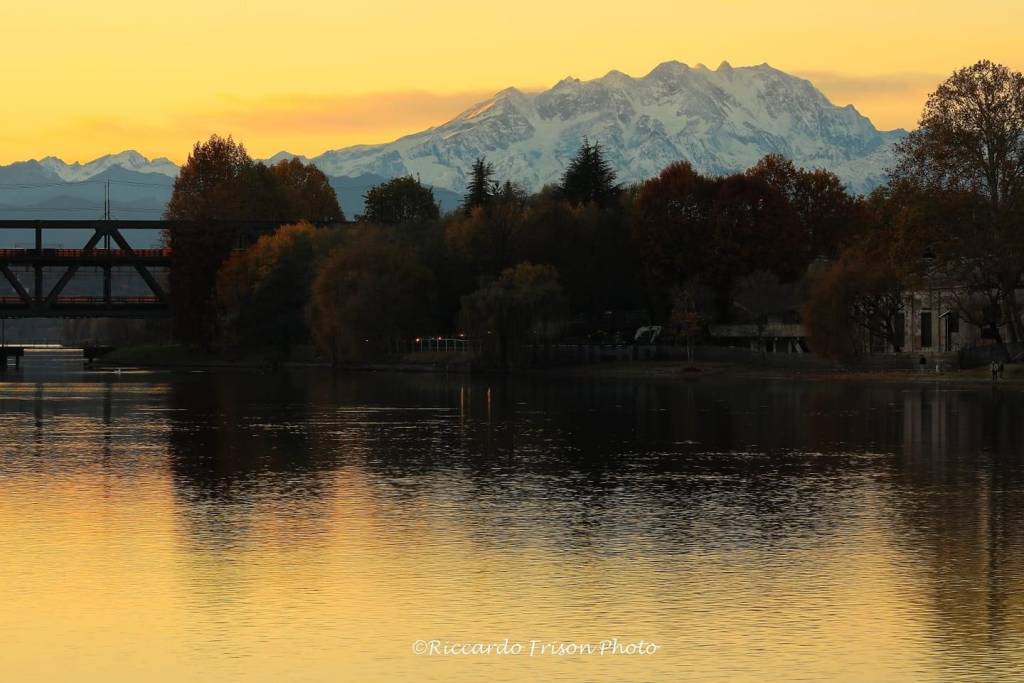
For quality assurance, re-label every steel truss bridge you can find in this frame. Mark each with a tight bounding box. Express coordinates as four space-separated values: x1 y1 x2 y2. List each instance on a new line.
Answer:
0 220 283 318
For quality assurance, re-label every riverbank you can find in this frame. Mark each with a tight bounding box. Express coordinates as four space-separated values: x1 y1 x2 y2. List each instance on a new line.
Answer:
95 344 275 369
546 359 1024 386
93 344 1024 386
94 344 476 373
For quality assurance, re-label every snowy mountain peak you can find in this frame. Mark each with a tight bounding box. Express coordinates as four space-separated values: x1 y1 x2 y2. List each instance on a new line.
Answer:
7 60 906 201
603 69 630 80
647 60 691 78
264 151 311 165
311 60 906 195
34 151 178 182
553 76 583 89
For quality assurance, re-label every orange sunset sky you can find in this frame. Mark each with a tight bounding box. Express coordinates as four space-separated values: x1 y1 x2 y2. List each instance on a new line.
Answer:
2 0 1022 164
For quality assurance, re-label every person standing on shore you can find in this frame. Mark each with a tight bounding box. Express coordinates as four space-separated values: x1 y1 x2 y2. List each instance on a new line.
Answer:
992 360 1000 381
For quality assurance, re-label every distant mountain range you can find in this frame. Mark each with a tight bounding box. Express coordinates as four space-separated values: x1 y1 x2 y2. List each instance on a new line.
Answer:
0 61 905 222
0 153 460 226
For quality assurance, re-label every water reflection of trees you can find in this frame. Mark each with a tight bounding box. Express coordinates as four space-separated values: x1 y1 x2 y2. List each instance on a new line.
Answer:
165 371 335 552
885 386 1024 674
161 371 1024 667
177 374 903 557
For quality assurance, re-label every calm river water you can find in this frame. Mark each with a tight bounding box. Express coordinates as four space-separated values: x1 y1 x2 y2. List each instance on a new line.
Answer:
1 351 1023 682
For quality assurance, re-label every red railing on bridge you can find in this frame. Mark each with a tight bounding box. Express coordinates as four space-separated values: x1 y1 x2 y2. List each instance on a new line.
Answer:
0 295 163 305
0 248 171 258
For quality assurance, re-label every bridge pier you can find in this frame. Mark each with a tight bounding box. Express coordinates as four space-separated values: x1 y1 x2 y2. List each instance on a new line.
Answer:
34 226 43 303
0 347 24 371
83 346 116 363
103 265 112 306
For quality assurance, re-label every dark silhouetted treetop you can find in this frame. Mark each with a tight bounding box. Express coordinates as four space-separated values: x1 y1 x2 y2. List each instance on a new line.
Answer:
164 134 346 346
216 222 343 355
892 60 1024 346
166 134 256 222
267 158 345 223
458 262 566 369
747 153 864 261
165 134 257 345
462 157 497 215
361 175 441 224
560 139 619 207
308 226 436 363
893 59 1024 209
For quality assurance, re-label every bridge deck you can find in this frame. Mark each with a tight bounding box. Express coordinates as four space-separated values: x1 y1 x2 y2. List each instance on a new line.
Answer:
0 219 334 319
0 221 172 318
0 248 171 266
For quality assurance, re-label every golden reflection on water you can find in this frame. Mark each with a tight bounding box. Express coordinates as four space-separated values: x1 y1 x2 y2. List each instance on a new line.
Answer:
1 364 1023 682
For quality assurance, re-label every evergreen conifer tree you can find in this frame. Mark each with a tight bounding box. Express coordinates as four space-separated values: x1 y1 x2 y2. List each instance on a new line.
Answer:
560 139 619 207
462 157 496 214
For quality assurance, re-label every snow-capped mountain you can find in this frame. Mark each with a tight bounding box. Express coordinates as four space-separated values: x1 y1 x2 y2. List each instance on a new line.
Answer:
1 60 906 220
264 151 311 165
310 61 904 194
36 150 178 183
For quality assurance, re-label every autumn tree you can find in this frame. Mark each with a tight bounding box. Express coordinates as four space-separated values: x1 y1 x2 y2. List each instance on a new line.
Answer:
632 162 717 316
446 180 528 276
360 176 440 224
216 222 342 359
705 173 798 319
458 262 566 370
746 153 864 262
892 60 1024 345
802 262 862 361
165 137 346 347
166 135 256 223
165 135 258 345
308 228 436 364
266 158 345 223
803 230 914 361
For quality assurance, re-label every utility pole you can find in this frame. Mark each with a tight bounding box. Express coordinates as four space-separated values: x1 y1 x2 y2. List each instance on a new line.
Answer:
103 180 112 305
103 180 111 221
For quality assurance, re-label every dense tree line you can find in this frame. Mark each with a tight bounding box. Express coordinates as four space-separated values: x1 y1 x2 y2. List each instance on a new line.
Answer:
162 59 1024 367
165 135 865 367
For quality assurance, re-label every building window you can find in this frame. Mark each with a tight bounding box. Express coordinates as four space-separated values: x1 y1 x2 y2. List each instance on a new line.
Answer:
945 311 959 350
921 311 932 348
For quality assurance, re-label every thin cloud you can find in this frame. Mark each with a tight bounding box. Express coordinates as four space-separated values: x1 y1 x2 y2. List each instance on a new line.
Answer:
30 89 515 163
793 70 948 129
204 90 503 136
795 70 944 98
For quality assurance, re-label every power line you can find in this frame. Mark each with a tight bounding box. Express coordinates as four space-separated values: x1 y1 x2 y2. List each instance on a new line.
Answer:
0 206 107 212
0 179 172 190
